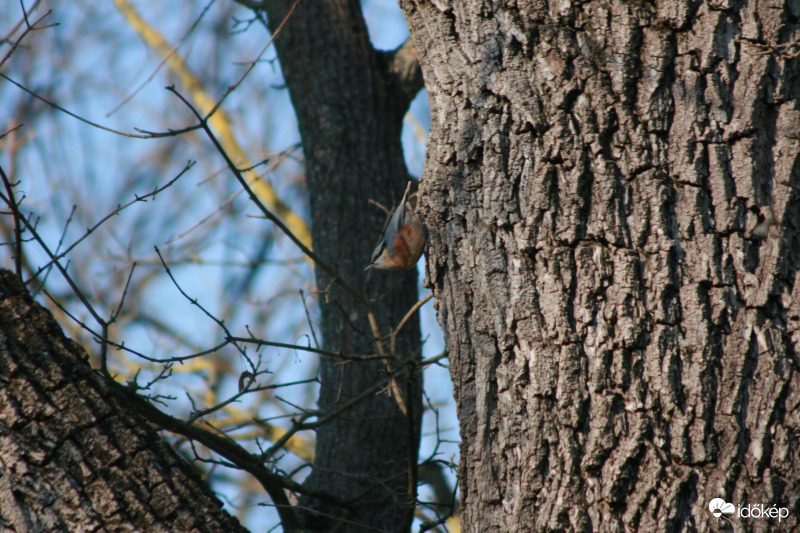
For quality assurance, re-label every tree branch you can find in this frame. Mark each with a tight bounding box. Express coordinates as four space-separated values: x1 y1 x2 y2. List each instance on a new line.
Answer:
383 37 424 104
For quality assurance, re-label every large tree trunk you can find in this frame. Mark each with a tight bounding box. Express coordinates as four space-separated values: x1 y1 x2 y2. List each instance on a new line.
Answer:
401 1 800 531
0 270 248 533
261 1 424 530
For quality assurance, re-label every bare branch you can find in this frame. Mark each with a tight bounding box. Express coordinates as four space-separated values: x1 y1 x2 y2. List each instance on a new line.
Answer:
384 37 424 103
0 166 24 277
0 7 58 71
0 72 195 139
27 160 196 284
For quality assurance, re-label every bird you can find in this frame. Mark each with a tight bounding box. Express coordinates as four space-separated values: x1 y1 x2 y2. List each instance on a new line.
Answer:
365 182 426 270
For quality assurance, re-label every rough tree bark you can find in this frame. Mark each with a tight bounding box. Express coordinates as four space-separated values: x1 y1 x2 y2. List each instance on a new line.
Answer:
260 1 425 531
0 270 248 532
400 0 800 531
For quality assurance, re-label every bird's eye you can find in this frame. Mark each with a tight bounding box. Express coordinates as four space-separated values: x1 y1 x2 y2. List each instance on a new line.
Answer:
370 243 385 263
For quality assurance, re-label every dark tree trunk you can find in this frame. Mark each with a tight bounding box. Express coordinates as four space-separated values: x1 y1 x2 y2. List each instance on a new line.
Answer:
262 1 424 531
400 0 800 531
0 270 248 533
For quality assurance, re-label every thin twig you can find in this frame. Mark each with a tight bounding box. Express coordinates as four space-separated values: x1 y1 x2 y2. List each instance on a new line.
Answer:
106 0 218 117
0 123 23 142
0 72 194 139
0 6 58 71
199 0 303 126
300 288 320 349
0 166 24 277
26 161 195 284
391 292 433 357
231 335 393 361
154 246 247 359
166 86 373 313
110 263 136 325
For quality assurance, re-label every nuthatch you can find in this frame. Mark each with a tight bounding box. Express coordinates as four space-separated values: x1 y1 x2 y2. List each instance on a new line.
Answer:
365 182 426 271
